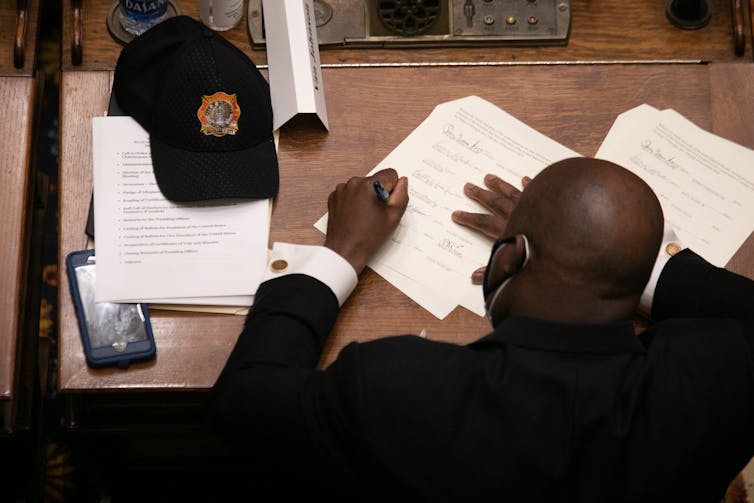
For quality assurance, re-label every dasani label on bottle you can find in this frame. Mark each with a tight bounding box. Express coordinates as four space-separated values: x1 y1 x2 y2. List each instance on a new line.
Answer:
119 0 169 36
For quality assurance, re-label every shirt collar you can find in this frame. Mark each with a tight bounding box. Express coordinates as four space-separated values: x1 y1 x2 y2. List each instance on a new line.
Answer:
473 316 645 355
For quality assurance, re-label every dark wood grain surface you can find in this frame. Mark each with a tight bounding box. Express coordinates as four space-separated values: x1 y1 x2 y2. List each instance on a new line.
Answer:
0 76 35 401
0 2 39 430
0 0 39 75
58 62 754 393
61 0 752 71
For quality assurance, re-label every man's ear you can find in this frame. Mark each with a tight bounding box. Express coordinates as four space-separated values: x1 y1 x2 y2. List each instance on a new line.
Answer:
493 233 529 277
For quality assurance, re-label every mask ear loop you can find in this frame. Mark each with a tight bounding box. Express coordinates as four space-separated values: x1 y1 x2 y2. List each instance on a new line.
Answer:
482 236 514 299
520 234 531 268
484 235 530 324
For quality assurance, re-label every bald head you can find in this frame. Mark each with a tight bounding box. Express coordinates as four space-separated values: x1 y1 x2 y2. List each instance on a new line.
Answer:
498 157 663 322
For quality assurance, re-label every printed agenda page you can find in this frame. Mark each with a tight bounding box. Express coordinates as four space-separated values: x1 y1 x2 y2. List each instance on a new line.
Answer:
91 116 270 302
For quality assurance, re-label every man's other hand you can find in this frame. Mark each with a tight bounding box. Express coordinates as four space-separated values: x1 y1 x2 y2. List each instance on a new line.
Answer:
452 174 529 284
324 168 409 274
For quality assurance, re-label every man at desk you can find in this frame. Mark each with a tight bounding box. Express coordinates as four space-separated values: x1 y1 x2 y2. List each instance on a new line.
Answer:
210 157 754 501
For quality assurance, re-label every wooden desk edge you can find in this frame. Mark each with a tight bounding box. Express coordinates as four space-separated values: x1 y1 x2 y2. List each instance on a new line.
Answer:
58 71 112 393
59 0 753 71
0 76 36 401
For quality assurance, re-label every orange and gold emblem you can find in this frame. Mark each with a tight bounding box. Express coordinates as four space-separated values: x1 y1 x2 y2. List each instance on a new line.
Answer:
197 92 241 137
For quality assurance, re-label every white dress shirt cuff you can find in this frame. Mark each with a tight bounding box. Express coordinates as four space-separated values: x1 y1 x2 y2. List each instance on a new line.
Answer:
264 242 359 307
638 223 683 318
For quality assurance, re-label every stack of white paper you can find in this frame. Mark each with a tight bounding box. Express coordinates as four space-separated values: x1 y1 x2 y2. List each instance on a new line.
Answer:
597 104 754 268
92 116 271 307
317 97 754 319
316 96 578 319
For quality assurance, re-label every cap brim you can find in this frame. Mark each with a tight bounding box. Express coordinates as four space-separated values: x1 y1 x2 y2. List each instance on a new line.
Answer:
149 136 279 202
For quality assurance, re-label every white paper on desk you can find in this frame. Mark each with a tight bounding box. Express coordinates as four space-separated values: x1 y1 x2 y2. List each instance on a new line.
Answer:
371 261 458 319
597 105 754 267
136 295 253 306
316 96 578 318
92 116 271 302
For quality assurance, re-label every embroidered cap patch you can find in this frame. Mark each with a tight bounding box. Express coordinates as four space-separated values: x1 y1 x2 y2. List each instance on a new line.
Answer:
197 91 240 137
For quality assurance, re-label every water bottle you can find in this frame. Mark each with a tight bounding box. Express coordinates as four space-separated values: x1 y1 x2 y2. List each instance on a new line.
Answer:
119 0 170 36
200 0 244 31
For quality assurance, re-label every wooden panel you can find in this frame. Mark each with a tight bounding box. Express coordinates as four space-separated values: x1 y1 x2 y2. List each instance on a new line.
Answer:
58 63 754 392
709 63 754 278
0 77 34 400
61 0 751 71
0 0 40 76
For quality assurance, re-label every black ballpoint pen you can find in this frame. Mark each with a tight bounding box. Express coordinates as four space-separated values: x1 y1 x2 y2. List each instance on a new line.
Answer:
373 180 391 202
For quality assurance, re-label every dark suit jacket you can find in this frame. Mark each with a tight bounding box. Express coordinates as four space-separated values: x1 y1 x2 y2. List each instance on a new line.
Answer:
210 249 754 502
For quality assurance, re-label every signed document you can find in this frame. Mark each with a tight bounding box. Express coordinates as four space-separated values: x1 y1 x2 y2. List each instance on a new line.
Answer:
92 116 270 304
317 96 578 318
317 97 754 319
597 105 754 267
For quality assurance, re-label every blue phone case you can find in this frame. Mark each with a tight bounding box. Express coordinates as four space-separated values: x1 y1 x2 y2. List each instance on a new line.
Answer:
66 249 156 368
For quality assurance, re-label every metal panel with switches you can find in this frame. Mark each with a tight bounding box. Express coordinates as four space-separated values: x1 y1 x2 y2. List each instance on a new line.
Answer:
247 0 571 49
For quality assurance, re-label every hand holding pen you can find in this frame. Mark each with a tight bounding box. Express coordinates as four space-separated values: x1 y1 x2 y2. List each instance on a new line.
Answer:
324 168 409 274
374 180 391 202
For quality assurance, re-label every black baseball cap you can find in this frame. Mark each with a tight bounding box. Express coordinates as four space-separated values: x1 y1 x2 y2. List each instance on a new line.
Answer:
113 16 278 202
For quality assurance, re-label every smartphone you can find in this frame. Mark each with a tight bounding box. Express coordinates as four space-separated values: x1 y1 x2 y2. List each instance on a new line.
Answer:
66 249 156 368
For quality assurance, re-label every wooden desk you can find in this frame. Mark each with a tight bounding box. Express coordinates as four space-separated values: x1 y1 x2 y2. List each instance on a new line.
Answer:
59 62 754 426
0 0 40 433
62 0 752 70
58 1 754 427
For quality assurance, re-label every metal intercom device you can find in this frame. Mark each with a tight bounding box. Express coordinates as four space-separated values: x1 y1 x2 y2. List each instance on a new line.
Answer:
247 0 571 49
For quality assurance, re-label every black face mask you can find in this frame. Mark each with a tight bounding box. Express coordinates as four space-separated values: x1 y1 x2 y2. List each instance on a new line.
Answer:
482 235 530 325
